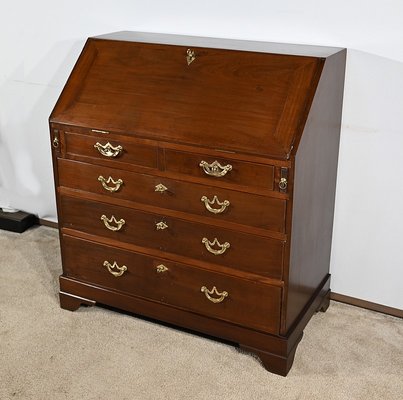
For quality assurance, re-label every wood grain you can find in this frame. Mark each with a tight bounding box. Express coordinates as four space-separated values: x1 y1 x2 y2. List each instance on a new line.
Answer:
62 234 281 334
50 32 346 376
59 195 285 279
57 158 286 233
51 39 322 159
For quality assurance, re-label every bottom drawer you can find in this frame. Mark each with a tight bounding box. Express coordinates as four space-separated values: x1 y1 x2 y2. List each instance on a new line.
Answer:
61 235 282 334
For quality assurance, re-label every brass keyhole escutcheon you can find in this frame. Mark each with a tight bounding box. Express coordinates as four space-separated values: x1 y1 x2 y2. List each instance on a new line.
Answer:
156 264 168 273
156 221 168 230
155 183 168 193
186 49 196 65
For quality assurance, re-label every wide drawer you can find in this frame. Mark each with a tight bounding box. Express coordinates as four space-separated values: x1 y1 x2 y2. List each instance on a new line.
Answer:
62 234 281 334
58 159 286 233
64 131 158 169
165 149 276 191
60 195 284 279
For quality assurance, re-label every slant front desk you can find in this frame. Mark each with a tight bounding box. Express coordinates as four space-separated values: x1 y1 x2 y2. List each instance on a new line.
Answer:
49 31 346 376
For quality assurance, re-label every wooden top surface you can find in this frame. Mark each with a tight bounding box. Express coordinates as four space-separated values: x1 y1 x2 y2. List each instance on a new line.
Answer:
94 31 344 58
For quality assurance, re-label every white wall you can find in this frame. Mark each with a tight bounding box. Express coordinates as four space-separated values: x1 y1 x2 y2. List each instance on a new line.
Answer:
1 0 402 309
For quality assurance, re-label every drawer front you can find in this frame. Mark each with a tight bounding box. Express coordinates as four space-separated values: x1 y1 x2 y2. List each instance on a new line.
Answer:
64 131 158 169
58 159 286 233
165 149 275 190
60 196 284 279
62 234 281 334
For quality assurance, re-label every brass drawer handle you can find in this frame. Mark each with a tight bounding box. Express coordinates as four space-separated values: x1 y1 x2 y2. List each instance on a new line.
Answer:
199 160 232 177
201 286 228 304
155 183 168 193
101 215 125 231
186 49 196 65
94 142 123 158
103 261 127 277
279 177 288 190
52 130 59 148
202 237 230 255
201 195 230 214
98 175 124 192
279 167 288 193
156 221 168 230
156 264 168 273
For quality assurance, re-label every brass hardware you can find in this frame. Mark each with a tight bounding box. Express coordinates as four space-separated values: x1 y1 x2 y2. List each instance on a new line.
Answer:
201 195 230 214
199 160 232 177
94 142 123 158
98 175 124 192
279 178 287 190
92 129 109 134
156 221 168 230
279 167 288 192
52 130 59 148
156 264 168 273
100 215 126 231
103 261 127 277
201 286 228 304
155 183 168 193
202 237 230 255
186 49 196 65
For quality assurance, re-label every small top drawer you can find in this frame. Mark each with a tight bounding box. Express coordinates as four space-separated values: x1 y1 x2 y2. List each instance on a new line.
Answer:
64 131 158 170
165 149 275 190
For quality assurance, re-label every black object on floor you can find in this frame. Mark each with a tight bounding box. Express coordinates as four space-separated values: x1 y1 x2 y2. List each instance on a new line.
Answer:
0 210 37 233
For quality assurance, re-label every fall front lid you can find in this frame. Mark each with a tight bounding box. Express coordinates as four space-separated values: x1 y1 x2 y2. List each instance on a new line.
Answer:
50 32 333 159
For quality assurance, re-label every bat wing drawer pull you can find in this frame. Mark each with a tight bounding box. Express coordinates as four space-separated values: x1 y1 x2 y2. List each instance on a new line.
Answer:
98 175 123 192
201 286 228 303
101 215 125 231
202 237 230 255
199 160 232 177
103 261 127 277
201 195 230 214
94 142 123 158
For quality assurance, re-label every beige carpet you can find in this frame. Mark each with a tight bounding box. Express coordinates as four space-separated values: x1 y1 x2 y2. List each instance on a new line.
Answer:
0 226 402 400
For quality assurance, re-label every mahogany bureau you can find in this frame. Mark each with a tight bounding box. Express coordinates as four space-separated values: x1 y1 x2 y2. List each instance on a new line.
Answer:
49 31 346 376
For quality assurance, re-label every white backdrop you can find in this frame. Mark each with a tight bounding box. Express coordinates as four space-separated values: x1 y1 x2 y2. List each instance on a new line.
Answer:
1 0 402 309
